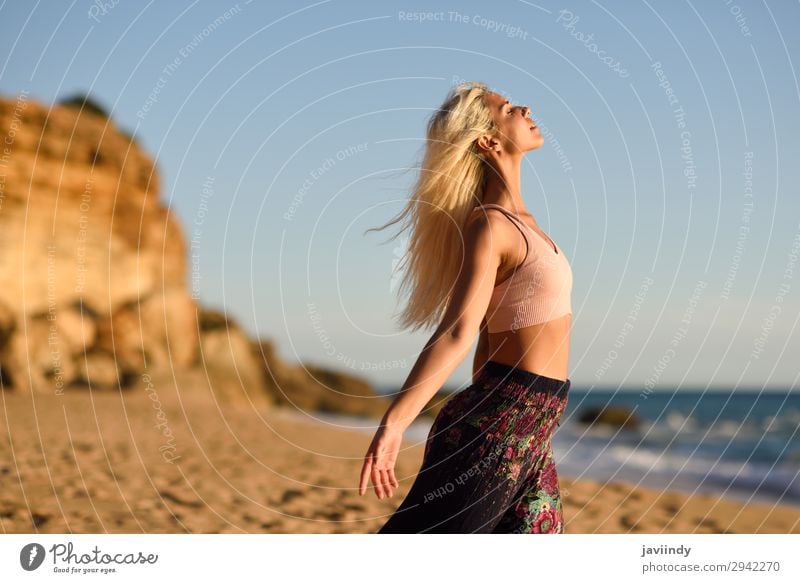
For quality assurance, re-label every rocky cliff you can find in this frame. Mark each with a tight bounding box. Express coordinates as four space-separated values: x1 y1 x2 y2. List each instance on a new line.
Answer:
0 91 200 394
0 92 397 419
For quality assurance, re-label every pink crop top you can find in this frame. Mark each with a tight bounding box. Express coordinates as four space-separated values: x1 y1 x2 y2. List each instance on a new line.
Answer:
473 204 573 333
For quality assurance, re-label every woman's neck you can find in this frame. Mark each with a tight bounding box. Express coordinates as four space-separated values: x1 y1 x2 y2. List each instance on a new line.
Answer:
480 170 526 214
481 148 524 200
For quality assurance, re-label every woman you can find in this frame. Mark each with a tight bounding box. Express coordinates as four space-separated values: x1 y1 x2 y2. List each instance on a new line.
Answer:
359 81 573 533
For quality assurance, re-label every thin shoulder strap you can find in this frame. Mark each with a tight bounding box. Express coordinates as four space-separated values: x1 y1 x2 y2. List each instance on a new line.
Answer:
472 204 530 262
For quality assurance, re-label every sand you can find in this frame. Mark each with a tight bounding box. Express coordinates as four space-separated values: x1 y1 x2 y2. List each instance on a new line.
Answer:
1 388 798 534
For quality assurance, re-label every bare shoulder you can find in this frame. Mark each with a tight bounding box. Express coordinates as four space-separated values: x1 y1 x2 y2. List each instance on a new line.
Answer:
466 207 513 236
465 207 515 262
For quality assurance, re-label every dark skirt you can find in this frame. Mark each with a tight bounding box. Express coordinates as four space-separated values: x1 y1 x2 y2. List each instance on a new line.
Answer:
377 360 570 534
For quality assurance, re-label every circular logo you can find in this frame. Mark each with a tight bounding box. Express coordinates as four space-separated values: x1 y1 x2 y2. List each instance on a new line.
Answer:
19 543 46 571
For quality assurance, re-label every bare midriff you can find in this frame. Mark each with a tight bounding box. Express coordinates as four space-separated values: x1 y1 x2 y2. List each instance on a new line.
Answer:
486 313 571 382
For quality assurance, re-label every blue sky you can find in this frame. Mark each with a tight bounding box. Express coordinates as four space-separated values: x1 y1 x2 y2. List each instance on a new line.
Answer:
1 0 798 390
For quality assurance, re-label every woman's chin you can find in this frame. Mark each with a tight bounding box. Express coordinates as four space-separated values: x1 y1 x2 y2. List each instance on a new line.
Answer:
525 138 544 152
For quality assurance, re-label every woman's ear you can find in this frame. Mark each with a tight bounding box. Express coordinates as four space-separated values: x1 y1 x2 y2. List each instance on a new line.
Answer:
476 133 498 154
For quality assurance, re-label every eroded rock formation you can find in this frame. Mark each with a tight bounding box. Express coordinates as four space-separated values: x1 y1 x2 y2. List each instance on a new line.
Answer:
0 92 393 418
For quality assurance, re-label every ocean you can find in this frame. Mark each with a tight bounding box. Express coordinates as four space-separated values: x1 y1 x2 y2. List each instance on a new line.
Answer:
316 387 800 507
551 389 800 507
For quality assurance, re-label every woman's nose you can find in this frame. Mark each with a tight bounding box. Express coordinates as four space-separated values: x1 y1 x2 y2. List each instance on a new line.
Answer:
522 106 531 118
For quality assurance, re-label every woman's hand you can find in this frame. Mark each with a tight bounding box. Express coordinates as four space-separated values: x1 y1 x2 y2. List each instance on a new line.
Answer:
358 423 402 499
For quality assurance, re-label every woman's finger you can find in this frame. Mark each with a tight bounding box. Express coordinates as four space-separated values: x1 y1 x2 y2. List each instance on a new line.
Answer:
358 454 373 496
388 467 400 489
384 469 395 497
378 468 392 498
383 468 395 498
372 464 386 499
377 468 389 498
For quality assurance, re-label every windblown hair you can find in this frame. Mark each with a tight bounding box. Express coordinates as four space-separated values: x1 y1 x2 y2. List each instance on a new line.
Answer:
365 81 498 334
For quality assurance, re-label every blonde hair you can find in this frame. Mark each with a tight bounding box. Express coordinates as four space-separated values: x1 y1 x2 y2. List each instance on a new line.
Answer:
365 81 498 333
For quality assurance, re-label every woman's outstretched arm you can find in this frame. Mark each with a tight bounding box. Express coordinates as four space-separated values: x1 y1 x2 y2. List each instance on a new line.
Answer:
359 211 505 499
380 218 502 434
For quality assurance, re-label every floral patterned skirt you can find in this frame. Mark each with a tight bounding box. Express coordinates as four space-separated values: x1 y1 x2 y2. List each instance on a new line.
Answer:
377 359 570 534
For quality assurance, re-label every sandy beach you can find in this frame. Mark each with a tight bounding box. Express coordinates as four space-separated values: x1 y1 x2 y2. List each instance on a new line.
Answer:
1 378 798 535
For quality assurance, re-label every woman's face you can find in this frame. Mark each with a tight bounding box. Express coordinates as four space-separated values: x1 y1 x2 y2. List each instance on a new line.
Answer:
482 91 543 155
